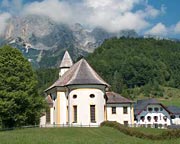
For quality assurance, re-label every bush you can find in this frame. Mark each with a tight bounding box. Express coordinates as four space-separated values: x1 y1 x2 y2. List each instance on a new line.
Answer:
100 121 180 140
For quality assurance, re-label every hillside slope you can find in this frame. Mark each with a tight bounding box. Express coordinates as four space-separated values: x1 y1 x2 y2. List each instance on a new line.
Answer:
87 38 180 99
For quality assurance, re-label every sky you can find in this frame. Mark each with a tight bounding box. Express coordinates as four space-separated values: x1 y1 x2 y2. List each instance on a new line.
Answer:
0 0 180 38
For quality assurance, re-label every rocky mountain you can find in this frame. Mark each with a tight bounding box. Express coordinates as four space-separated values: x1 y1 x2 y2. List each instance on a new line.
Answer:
0 14 138 68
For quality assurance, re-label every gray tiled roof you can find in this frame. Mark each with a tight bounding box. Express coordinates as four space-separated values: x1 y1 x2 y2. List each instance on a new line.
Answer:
134 98 171 115
46 58 109 91
106 92 133 104
167 106 180 114
59 51 73 68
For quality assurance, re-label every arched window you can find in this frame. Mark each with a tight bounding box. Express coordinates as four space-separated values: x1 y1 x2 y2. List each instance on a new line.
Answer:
154 116 158 122
148 107 153 112
163 116 167 122
147 116 151 122
140 116 145 122
154 107 159 112
170 115 175 119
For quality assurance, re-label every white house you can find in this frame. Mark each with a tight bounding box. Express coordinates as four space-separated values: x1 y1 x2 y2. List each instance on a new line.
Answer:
106 92 134 126
41 51 134 127
134 99 172 128
167 106 180 125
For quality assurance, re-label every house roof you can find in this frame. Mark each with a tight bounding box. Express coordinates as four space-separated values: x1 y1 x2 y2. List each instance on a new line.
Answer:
167 106 180 114
59 51 73 68
106 91 133 104
46 58 109 91
134 98 171 115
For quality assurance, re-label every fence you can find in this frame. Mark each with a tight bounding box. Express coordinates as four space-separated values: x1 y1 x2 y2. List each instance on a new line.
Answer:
40 123 100 128
1 123 179 131
128 123 169 129
0 123 100 131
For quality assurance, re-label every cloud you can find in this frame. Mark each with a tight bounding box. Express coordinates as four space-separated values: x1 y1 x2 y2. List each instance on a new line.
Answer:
21 0 164 32
174 21 180 34
0 0 166 33
0 12 11 35
145 23 168 36
23 0 74 23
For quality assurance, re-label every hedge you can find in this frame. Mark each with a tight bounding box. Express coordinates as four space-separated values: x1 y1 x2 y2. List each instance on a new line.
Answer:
100 121 180 140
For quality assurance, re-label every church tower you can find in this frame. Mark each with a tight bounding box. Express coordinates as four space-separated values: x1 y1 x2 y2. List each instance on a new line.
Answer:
59 51 73 77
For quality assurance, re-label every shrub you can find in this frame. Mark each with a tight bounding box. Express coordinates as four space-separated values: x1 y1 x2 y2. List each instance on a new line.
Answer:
100 121 180 140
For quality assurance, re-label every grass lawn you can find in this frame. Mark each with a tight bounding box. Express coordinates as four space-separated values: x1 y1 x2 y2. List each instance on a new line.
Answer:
132 127 165 135
0 127 180 144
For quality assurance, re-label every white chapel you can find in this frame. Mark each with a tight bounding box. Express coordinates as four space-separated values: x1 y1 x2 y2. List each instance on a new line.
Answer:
41 51 134 127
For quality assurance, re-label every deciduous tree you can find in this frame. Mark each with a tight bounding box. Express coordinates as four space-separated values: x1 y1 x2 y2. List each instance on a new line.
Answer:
0 45 44 128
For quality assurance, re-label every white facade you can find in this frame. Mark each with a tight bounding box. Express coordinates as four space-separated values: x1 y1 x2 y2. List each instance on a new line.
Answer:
171 115 180 125
135 104 171 126
106 104 134 125
44 86 135 127
40 115 46 127
68 85 106 126
45 85 107 126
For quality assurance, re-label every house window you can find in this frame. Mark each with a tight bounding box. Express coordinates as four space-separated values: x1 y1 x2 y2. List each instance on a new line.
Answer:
140 116 145 122
147 116 151 122
124 121 128 126
73 94 77 99
112 107 116 114
170 115 175 119
123 107 128 114
90 94 95 98
73 105 77 123
154 116 158 122
90 105 96 123
160 107 163 111
148 107 153 112
46 109 50 123
163 116 167 122
154 107 159 112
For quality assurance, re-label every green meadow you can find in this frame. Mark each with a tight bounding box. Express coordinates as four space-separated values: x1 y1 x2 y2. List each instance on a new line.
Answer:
0 127 179 144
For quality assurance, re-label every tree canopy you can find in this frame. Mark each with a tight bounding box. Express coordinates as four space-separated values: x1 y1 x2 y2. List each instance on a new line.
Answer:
0 45 44 128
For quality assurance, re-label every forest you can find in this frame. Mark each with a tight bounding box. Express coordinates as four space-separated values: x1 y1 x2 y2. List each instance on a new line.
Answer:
87 38 180 98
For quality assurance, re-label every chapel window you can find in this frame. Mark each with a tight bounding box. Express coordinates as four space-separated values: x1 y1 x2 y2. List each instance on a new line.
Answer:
73 94 77 99
90 94 95 98
90 105 96 123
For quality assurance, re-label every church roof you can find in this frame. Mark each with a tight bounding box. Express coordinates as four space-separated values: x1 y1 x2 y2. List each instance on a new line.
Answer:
59 51 73 68
106 92 133 104
46 58 109 91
